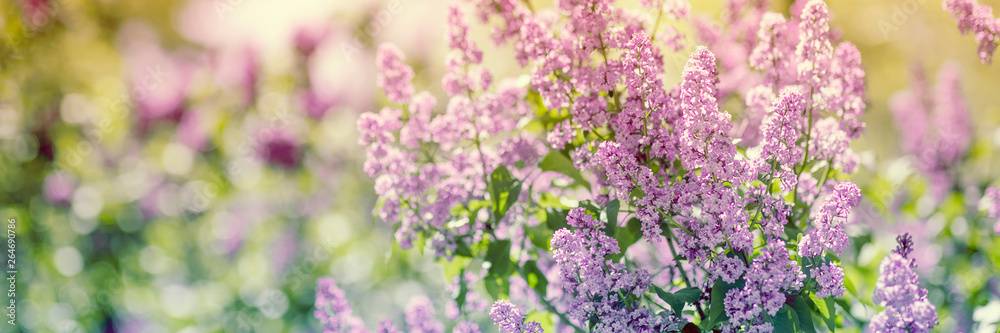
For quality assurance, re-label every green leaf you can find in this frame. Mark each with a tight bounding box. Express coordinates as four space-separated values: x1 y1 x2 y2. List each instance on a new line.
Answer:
606 199 620 228
455 238 473 257
610 217 642 262
773 305 799 333
486 239 513 277
488 166 520 221
656 286 701 318
674 287 702 304
545 209 569 231
525 311 554 333
654 286 682 317
540 152 591 191
455 268 469 310
709 278 737 328
808 292 830 318
526 223 553 249
484 274 510 299
522 260 549 298
791 296 818 333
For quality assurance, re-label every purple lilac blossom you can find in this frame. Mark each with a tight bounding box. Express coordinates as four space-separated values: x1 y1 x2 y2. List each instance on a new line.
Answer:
870 236 939 333
943 0 1000 64
376 44 415 104
550 207 668 332
314 278 368 333
489 300 543 333
725 238 805 328
814 262 846 298
799 181 861 257
405 296 444 333
889 62 971 201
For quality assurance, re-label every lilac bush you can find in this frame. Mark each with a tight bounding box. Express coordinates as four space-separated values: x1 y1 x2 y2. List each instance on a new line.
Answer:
318 0 951 332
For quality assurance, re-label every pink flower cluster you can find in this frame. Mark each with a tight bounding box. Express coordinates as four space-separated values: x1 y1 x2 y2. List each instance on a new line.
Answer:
870 235 939 332
548 208 678 332
944 0 1000 64
889 62 972 201
315 278 475 333
724 239 805 330
359 7 546 257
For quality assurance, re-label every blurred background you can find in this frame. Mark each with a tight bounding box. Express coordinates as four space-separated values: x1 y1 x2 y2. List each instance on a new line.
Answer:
1 0 998 332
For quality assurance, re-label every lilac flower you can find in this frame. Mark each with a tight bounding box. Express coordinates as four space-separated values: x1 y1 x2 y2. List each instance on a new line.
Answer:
550 207 661 331
870 243 939 332
314 278 368 333
489 300 543 333
943 0 1000 64
710 255 747 284
758 87 806 188
889 62 971 200
814 262 846 298
547 120 574 149
750 12 794 89
405 296 444 333
376 44 415 104
376 319 400 333
824 42 867 139
796 0 833 92
725 238 805 328
800 181 861 257
453 321 482 333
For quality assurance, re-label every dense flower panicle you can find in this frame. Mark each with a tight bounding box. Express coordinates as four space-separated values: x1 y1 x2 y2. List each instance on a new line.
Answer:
814 262 846 298
453 322 482 333
376 319 400 333
725 238 805 328
824 42 867 139
363 37 541 256
795 0 833 91
376 45 415 104
489 300 543 333
405 296 444 333
750 12 794 89
678 47 736 178
889 62 971 200
943 0 1000 64
547 120 574 149
809 117 858 174
314 278 368 333
800 181 861 257
931 62 972 168
758 87 806 186
870 251 939 332
550 208 667 331
710 255 747 283
448 5 484 65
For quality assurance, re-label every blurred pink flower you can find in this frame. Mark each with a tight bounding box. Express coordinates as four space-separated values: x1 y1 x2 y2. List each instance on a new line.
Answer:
175 110 207 151
256 128 302 170
43 171 76 205
119 21 196 128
